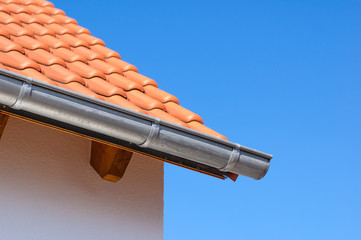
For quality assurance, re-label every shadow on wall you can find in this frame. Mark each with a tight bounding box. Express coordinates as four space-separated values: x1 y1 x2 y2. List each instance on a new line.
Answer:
0 117 164 239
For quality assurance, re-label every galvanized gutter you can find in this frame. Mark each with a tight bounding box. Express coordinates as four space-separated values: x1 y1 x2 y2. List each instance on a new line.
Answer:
0 69 272 180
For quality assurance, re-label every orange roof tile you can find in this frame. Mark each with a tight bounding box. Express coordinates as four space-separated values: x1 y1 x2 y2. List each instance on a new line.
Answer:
12 12 40 24
50 47 87 63
40 63 84 84
71 45 103 60
0 35 24 52
11 35 49 50
0 0 228 141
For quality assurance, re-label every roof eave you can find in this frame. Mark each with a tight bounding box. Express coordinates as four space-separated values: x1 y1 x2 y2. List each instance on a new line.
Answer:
0 69 272 180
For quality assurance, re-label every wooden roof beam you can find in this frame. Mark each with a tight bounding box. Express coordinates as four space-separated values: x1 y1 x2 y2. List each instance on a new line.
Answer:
0 113 9 140
90 141 133 182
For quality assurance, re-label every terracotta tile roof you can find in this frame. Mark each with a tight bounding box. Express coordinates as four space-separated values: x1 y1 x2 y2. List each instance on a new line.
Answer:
0 0 227 140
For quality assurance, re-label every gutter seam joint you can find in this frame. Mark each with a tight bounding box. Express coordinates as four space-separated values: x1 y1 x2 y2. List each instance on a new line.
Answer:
138 121 160 148
11 82 32 110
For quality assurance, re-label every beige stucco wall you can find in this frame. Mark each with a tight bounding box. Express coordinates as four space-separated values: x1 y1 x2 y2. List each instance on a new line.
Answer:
0 117 163 240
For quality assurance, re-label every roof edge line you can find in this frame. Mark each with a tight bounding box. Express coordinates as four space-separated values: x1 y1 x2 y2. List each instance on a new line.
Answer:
0 69 272 180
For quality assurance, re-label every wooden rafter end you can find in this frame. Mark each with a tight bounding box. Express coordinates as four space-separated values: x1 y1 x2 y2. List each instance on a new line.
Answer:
90 141 133 182
0 113 9 140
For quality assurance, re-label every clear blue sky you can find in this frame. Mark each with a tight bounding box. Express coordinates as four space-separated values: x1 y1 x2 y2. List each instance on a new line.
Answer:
52 0 361 239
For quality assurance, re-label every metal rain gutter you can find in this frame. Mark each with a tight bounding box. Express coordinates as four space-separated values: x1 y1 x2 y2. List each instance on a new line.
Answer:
0 69 272 180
